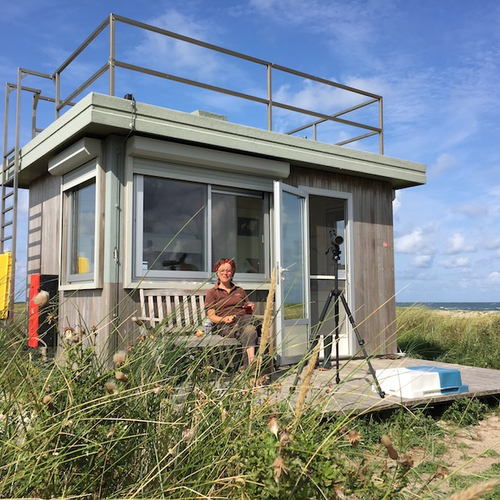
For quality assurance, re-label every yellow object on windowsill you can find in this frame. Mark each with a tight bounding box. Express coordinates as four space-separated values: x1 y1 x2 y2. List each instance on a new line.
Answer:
77 257 89 274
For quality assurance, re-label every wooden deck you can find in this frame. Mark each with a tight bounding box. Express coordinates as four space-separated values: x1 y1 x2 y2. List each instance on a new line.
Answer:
269 356 500 415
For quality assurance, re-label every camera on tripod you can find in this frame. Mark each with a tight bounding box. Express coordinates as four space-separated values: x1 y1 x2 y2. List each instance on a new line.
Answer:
330 229 343 246
292 226 385 397
327 229 343 260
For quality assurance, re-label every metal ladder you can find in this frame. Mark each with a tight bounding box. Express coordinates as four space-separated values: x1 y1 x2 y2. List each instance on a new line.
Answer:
1 72 54 318
1 82 21 318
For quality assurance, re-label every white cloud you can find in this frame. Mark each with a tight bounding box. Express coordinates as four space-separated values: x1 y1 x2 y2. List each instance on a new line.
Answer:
394 227 427 254
392 191 402 214
132 10 223 80
446 233 476 254
486 271 500 285
428 153 457 177
441 257 470 268
274 78 369 115
452 203 489 217
482 237 500 251
488 185 500 198
412 255 433 268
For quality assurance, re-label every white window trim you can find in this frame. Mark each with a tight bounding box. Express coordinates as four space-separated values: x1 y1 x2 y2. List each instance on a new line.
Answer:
298 185 353 281
59 158 104 291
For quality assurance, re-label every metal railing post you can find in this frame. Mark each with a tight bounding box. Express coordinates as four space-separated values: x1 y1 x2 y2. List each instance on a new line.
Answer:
55 71 60 119
9 68 22 313
379 97 384 155
1 83 10 251
109 13 116 97
267 64 272 131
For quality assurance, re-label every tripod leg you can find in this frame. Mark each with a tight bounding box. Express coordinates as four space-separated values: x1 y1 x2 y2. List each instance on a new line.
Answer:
318 289 340 369
334 291 340 382
322 289 340 371
290 289 335 392
339 294 385 399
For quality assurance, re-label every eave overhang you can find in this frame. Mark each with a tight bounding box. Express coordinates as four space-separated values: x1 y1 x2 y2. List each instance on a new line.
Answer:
18 93 426 189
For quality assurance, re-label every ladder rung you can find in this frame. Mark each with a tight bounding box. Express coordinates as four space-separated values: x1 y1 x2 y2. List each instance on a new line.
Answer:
2 206 13 214
2 220 13 228
2 191 13 200
1 235 12 242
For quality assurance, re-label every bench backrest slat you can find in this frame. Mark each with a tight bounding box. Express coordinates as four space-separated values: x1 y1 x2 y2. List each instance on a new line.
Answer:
139 289 207 331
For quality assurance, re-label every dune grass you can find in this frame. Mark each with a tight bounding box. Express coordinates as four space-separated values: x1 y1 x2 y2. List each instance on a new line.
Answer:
397 307 500 369
1 303 500 498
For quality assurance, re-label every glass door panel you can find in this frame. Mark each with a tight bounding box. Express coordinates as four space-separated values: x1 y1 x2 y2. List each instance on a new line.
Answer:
274 182 310 366
309 195 349 359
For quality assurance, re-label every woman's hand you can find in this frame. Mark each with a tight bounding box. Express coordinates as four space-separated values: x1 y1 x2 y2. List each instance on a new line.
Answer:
222 315 236 324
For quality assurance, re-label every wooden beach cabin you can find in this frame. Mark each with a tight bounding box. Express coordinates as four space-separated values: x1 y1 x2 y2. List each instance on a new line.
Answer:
1 15 425 366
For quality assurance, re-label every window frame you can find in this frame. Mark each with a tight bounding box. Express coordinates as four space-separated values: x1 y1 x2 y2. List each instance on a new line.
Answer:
123 137 287 289
131 171 271 284
133 174 210 280
60 160 103 290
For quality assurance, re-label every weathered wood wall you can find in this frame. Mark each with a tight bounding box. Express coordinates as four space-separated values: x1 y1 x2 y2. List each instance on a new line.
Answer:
58 285 140 363
27 173 61 275
27 168 141 363
26 159 398 361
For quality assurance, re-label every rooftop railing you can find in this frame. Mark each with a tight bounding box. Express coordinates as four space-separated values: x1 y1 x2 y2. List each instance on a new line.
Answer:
4 13 383 159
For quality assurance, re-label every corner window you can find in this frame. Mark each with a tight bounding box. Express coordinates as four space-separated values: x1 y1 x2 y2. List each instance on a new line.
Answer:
134 175 268 280
61 161 101 288
68 180 96 277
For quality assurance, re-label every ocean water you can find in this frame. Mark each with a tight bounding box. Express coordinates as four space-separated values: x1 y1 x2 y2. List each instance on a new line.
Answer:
396 302 500 312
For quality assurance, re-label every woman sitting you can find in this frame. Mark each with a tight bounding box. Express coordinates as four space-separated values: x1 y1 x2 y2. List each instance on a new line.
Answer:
205 258 258 367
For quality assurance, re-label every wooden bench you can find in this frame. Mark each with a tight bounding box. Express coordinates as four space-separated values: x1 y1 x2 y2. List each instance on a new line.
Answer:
132 288 239 348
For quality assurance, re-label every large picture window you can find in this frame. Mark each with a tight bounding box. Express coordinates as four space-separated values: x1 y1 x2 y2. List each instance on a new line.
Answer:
134 175 268 280
139 176 207 274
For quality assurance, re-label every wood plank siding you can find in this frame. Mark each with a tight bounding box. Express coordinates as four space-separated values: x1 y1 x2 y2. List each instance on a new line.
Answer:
58 284 139 360
27 173 61 275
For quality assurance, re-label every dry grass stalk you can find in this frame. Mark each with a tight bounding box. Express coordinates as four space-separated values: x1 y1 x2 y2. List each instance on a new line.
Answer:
252 267 276 383
294 342 320 420
258 267 276 358
448 479 500 500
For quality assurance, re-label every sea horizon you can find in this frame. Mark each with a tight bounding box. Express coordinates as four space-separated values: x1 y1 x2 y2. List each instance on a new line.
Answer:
396 302 500 312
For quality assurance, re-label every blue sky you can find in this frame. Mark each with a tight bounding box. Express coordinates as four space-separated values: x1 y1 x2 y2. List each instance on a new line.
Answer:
1 0 499 303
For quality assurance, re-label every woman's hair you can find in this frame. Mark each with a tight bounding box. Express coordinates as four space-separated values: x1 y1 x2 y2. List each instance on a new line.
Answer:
214 258 236 274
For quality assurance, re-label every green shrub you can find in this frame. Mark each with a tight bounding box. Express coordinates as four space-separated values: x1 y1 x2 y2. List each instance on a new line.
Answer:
441 398 489 427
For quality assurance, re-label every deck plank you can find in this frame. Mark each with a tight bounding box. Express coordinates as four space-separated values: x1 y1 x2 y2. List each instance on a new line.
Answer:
271 356 500 415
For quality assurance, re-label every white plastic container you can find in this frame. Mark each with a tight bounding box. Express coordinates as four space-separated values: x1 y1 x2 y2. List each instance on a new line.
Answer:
375 366 468 399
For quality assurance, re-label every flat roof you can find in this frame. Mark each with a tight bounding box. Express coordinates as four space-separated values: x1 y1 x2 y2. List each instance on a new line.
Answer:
18 92 426 189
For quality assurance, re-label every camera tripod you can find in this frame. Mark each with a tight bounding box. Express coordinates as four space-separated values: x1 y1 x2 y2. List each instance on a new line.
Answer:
292 230 385 398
